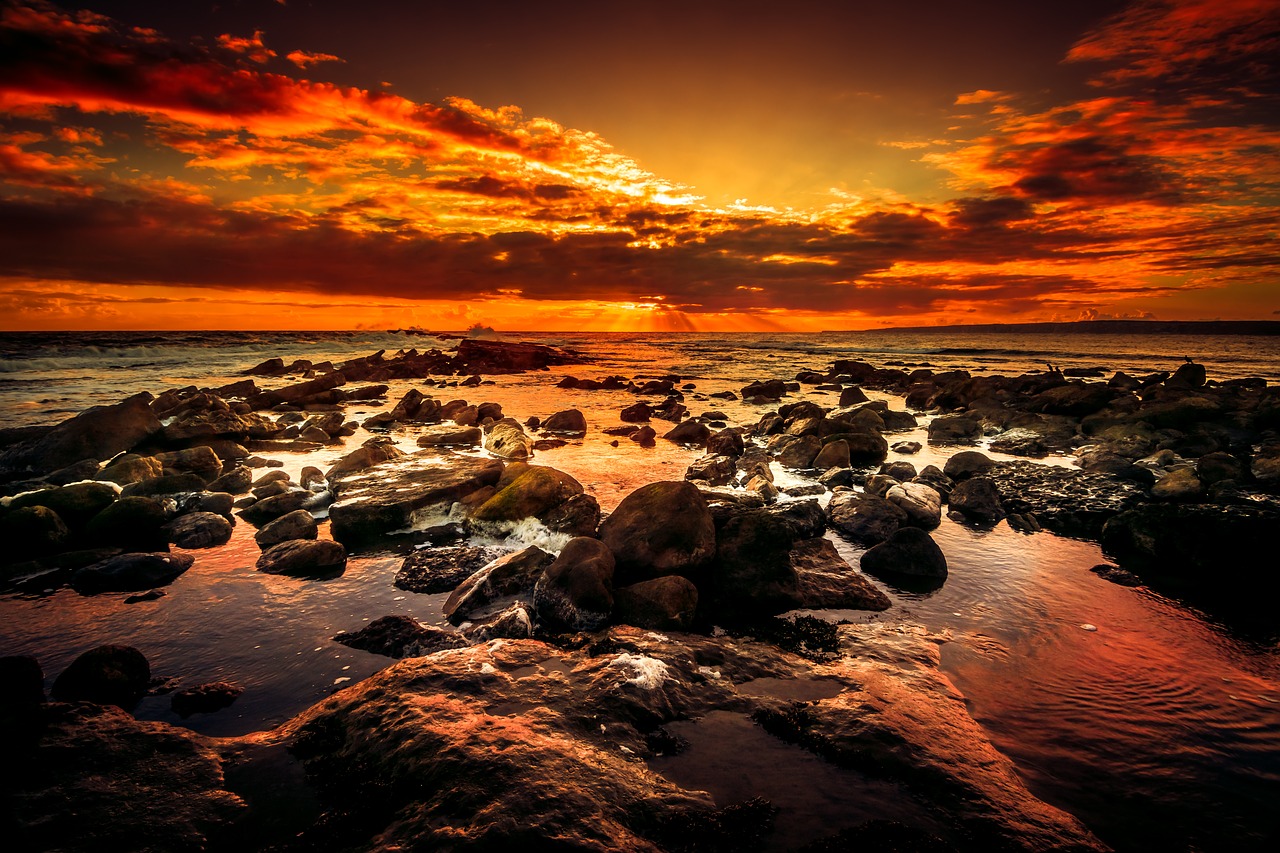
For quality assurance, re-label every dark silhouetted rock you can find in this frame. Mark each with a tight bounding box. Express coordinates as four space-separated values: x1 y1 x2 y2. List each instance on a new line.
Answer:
443 546 555 624
600 481 715 584
949 477 1005 522
238 489 310 526
0 393 160 479
10 482 118 529
534 537 615 631
333 615 466 658
790 537 891 611
861 527 947 579
51 644 150 710
542 409 588 434
71 552 194 594
164 512 233 549
254 508 318 548
943 450 996 481
614 576 699 630
827 492 907 546
928 414 982 444
395 545 507 594
685 454 736 486
1 505 70 560
664 419 711 446
256 539 346 576
206 464 253 494
171 681 243 718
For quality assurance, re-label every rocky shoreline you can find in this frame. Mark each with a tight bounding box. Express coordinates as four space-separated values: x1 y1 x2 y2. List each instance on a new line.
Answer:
2 338 1277 851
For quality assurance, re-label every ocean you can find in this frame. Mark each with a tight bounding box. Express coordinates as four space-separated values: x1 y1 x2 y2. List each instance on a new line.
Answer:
1 328 1278 851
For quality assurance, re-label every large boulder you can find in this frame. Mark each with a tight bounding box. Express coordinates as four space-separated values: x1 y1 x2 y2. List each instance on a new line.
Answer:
84 495 170 550
328 453 504 546
0 393 160 479
885 482 942 529
163 512 233 549
483 418 533 460
97 454 163 486
943 450 996 481
614 576 699 630
50 645 150 710
843 432 890 467
599 481 716 584
0 505 70 560
253 508 318 549
542 409 588 434
1101 502 1278 581
256 539 347 576
71 552 194 594
443 546 556 624
470 465 584 526
927 415 982 445
827 492 907 546
948 477 1005 522
860 527 948 579
533 537 615 631
9 482 118 529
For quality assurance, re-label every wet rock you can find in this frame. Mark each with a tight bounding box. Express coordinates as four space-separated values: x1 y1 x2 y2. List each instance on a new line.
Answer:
247 372 346 410
885 482 942 529
948 477 1005 522
942 450 995 481
742 379 789 401
775 435 821 468
927 415 982 444
1195 452 1245 487
51 644 150 710
97 454 163 486
685 453 736 486
120 472 209 498
1 505 70 560
455 338 585 372
0 392 161 480
470 465 585 527
1167 360 1207 389
630 425 657 446
891 440 922 454
10 481 118 529
71 552 194 594
664 419 711 446
989 461 1145 538
153 446 222 480
1151 467 1203 501
860 527 947 579
164 511 233 549
621 401 653 422
333 615 467 658
171 681 243 718
790 537 891 611
706 428 746 458
542 409 588 434
467 601 536 641
396 545 508 594
827 492 907 546
539 492 602 537
415 425 483 447
443 546 555 624
1101 502 1278 580
206 464 253 494
1027 382 1119 416
254 508 318 548
864 474 898 497
238 489 310 526
839 386 869 406
614 575 699 631
484 418 533 460
1090 563 1143 587
324 438 405 479
881 460 917 482
328 453 504 546
256 539 347 576
533 536 615 631
812 439 850 470
818 467 853 489
842 432 889 467
600 481 716 584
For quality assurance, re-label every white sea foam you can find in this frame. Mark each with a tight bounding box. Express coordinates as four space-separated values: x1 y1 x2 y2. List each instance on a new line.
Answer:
607 653 670 690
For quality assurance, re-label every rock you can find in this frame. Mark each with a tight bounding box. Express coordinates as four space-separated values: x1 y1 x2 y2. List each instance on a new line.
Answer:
470 465 584 526
842 431 890 467
164 512 233 549
827 492 907 545
775 435 821 468
990 461 1145 538
328 453 504 546
943 450 996 481
454 338 585 372
97 454 163 486
153 446 222 480
324 439 405 479
0 655 44 706
10 481 118 529
1090 564 1143 587
1151 467 1203 501
685 454 736 486
839 386 869 406
885 482 942 529
0 392 160 479
238 489 310 526
484 418 533 459
206 465 253 494
948 477 1005 521
415 425 483 447
467 601 536 641
620 401 652 422
1101 502 1278 584
395 545 507 594
706 429 745 458
170 681 243 718
247 372 346 410
1 505 70 560
256 539 347 576
891 441 922 454
599 481 715 584
1195 452 1245 486
50 644 150 709
630 425 657 446
533 537 615 631
1168 360 1207 389
542 409 588 434
443 546 556 624
119 472 209 498
790 537 891 611
860 527 948 579
812 439 850 470
881 460 917 481
663 419 711 446
927 414 982 444
254 508 318 548
1027 382 1118 416
741 378 788 400
334 615 467 658
71 552 194 594
539 492 602 537
614 576 699 630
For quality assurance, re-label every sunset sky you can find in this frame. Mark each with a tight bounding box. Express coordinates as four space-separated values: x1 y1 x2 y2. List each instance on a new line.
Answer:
1 0 1277 331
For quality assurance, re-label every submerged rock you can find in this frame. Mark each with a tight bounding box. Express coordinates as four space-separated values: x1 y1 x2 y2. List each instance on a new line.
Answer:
50 644 150 710
333 615 467 658
71 552 194 594
171 681 244 718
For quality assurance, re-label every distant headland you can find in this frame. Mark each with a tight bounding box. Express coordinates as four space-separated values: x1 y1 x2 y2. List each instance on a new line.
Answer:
857 319 1280 336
